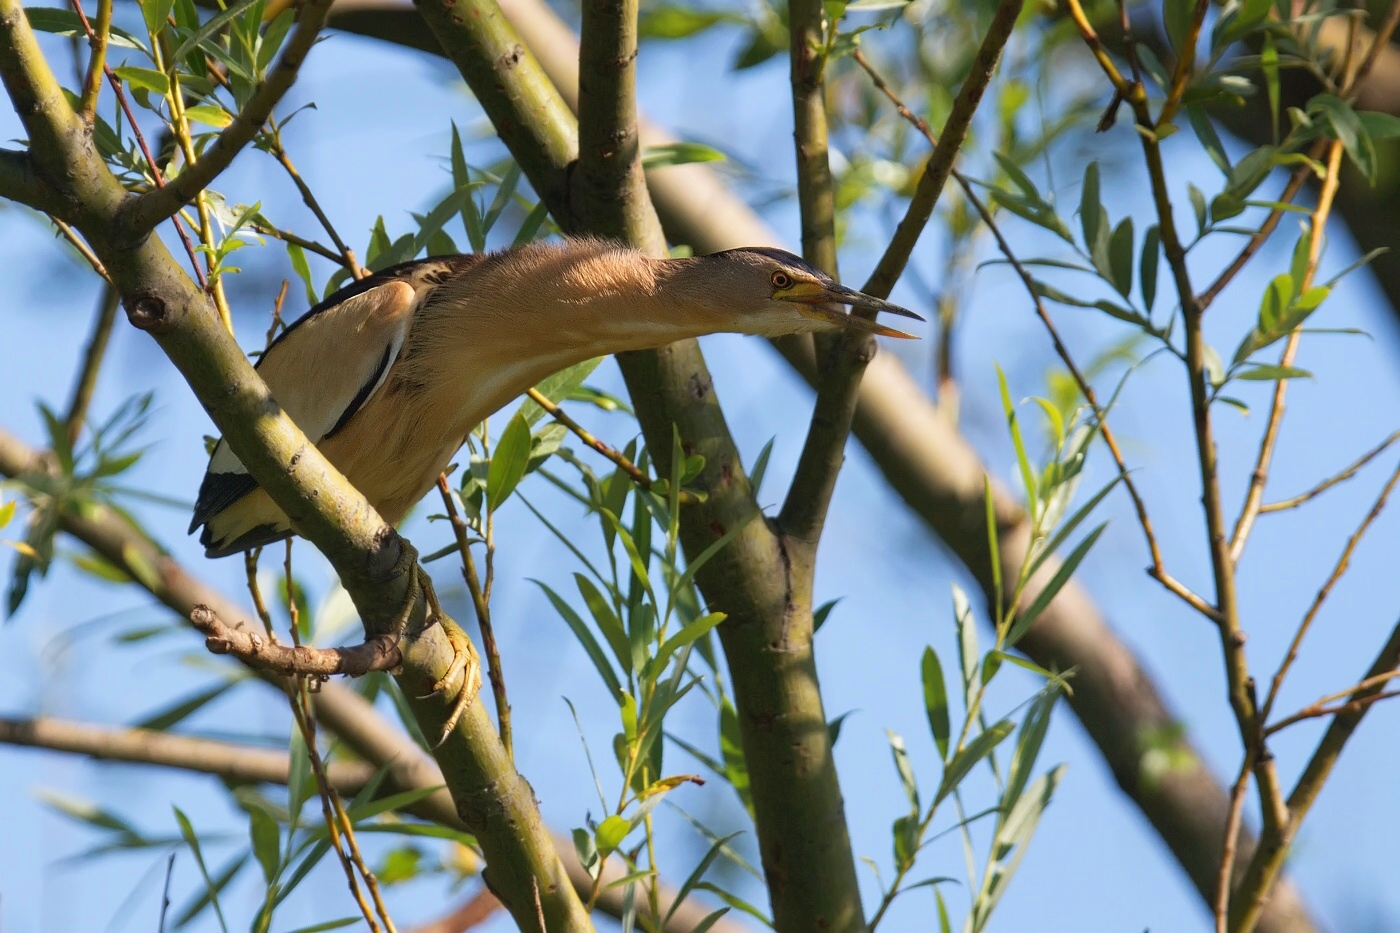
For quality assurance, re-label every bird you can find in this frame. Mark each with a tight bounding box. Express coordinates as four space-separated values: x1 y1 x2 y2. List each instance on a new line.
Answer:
190 237 922 558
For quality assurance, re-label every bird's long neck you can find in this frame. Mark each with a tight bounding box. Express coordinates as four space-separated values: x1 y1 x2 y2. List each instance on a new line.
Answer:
399 241 726 442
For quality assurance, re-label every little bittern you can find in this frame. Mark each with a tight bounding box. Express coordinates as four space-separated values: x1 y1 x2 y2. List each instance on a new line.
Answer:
190 238 921 556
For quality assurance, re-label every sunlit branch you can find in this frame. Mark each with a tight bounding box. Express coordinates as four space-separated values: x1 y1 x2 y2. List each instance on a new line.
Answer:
1259 431 1400 515
1230 142 1346 564
1260 458 1400 724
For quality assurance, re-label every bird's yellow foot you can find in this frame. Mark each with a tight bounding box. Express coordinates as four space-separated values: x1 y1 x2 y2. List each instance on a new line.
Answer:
412 561 481 746
387 542 482 746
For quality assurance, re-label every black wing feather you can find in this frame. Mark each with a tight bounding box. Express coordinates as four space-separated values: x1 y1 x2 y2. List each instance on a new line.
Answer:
189 468 260 533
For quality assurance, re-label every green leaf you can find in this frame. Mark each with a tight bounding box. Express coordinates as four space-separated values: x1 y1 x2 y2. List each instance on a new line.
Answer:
282 919 360 933
1259 273 1292 334
485 412 533 509
1235 364 1312 381
572 826 598 870
1262 33 1280 139
1106 217 1134 298
1140 225 1160 312
1187 183 1209 235
1310 93 1376 183
642 143 727 168
921 647 950 760
574 573 631 676
936 719 1015 805
650 612 726 678
639 4 736 39
595 814 630 856
692 882 774 928
139 0 176 37
249 806 281 885
1187 106 1229 174
689 909 734 933
662 831 743 923
533 580 623 699
952 583 978 713
22 7 146 50
113 66 170 96
1078 162 1102 254
0 499 14 530
813 597 840 634
183 104 232 128
517 358 603 426
719 698 753 817
887 729 919 813
1358 110 1400 140
134 682 232 731
172 0 261 61
997 365 1038 522
1002 685 1060 811
1007 523 1107 647
174 807 230 933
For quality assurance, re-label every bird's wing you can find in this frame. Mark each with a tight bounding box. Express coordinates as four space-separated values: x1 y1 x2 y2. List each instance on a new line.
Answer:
189 279 418 533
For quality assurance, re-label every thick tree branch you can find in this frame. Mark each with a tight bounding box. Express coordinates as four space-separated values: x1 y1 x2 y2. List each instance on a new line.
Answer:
417 1 864 928
0 146 63 212
116 0 336 233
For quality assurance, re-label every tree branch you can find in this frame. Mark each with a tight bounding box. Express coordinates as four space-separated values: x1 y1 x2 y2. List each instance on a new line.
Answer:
0 146 63 212
778 0 1023 550
417 0 866 928
115 0 336 234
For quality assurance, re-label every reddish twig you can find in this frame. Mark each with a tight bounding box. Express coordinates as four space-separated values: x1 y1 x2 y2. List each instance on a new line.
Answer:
190 604 402 677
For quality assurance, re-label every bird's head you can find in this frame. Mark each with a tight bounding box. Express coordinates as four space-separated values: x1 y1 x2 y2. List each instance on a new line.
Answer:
675 247 924 340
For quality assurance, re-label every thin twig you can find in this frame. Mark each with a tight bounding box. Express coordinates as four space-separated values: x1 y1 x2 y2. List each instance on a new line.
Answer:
1230 141 1345 564
49 215 109 280
252 222 350 266
63 283 119 445
1259 430 1400 514
1260 458 1400 723
525 387 698 504
1215 754 1254 933
435 473 512 760
266 280 290 348
1266 674 1400 735
268 134 366 279
76 0 109 117
852 49 1220 623
1158 0 1211 126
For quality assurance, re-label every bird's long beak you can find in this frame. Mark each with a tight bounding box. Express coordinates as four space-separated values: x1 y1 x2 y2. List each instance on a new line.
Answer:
777 282 925 339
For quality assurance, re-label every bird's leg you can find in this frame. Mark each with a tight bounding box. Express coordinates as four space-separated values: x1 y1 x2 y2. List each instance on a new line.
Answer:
419 568 482 745
386 540 481 746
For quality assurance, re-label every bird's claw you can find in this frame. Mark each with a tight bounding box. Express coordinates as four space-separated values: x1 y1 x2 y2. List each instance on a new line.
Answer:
388 541 482 747
429 617 481 746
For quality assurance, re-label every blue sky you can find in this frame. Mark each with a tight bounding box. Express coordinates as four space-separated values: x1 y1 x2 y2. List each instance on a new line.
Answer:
2 13 1399 933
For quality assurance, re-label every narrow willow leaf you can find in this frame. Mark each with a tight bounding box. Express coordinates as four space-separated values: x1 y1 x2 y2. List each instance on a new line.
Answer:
533 580 623 698
1107 217 1134 298
485 412 533 509
953 584 979 713
936 720 1014 804
922 647 950 760
1008 524 1107 647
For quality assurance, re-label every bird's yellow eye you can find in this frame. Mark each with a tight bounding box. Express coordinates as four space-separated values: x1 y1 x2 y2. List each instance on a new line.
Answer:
771 271 792 289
